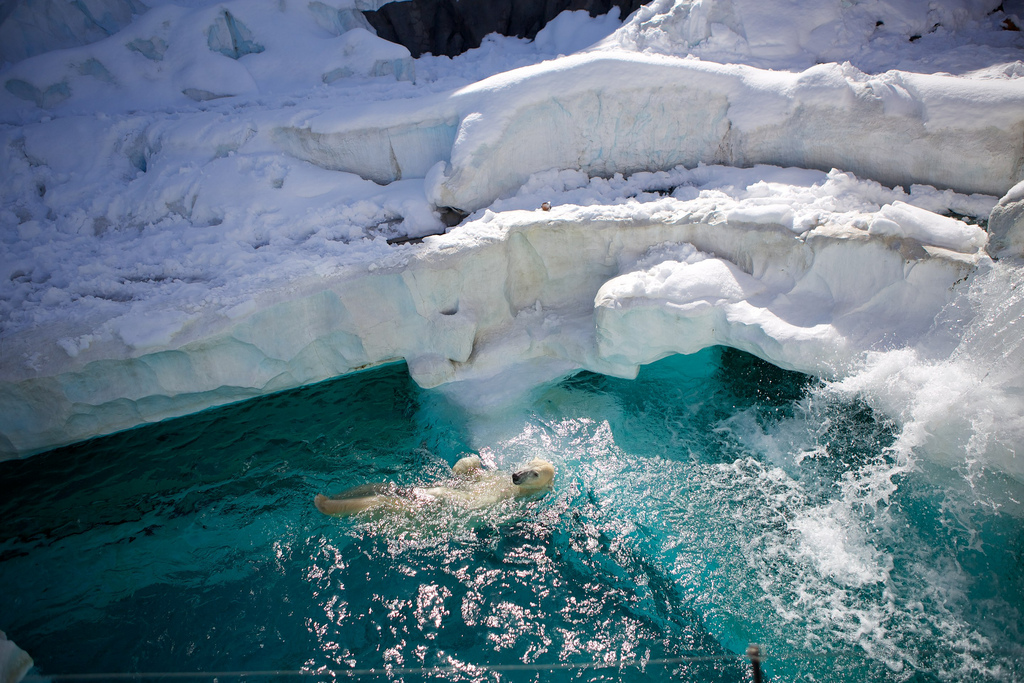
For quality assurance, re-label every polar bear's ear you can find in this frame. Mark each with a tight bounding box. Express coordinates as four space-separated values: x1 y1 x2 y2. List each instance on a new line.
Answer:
452 455 483 475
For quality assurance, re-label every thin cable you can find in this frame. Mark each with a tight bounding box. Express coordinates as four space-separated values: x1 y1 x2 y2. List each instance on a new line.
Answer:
22 647 1022 682
22 652 754 681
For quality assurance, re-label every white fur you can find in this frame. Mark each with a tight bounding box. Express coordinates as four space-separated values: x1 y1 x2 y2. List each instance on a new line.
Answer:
314 457 554 516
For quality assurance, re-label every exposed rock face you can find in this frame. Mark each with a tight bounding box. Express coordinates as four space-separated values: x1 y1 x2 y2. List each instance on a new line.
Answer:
363 0 646 57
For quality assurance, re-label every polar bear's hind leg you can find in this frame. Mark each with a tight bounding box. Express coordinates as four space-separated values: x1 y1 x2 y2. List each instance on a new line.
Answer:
315 493 382 515
314 482 409 516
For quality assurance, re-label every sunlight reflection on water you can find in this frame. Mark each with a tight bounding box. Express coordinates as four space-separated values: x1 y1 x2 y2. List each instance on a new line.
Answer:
1 347 1022 682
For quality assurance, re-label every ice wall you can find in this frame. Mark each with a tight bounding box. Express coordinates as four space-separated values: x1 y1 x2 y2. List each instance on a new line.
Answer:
1 0 1021 460
282 52 1024 213
0 168 990 456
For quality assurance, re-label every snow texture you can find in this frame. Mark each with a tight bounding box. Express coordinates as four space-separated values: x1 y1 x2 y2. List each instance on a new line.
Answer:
0 0 1023 458
988 179 1024 259
0 0 404 65
603 0 1022 73
0 164 996 456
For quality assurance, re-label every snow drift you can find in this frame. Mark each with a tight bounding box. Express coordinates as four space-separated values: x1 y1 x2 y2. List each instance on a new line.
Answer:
0 0 1023 462
280 51 1024 213
0 165 996 457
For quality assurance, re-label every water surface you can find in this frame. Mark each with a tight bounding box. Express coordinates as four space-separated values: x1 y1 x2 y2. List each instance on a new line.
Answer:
1 347 1022 681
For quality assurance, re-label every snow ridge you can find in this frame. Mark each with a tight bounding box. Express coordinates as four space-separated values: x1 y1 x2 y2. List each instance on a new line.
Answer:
1 0 1023 458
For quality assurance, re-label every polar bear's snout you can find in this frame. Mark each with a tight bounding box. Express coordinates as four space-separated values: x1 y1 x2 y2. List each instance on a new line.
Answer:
511 458 555 490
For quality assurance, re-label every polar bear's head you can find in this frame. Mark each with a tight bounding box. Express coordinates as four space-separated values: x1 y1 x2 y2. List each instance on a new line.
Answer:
511 458 555 493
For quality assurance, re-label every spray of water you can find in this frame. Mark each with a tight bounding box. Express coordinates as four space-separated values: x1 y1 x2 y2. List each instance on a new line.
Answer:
449 304 1024 681
833 261 1024 493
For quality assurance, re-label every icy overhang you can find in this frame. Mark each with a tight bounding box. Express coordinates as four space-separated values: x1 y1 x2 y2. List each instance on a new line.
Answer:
0 171 992 457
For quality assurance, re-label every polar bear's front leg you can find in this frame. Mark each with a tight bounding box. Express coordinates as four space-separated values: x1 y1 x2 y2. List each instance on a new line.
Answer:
452 455 483 475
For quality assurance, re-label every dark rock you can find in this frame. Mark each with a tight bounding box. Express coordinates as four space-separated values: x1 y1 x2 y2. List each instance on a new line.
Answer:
363 0 646 58
438 206 468 227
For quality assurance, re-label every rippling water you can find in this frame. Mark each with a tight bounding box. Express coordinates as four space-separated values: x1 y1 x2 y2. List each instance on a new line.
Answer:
1 346 1022 682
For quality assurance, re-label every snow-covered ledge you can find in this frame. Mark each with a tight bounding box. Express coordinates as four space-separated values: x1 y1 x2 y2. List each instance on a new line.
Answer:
280 51 1024 213
0 168 990 457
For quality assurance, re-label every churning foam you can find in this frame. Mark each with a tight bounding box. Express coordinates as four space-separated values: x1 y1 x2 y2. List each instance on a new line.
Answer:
831 261 1024 489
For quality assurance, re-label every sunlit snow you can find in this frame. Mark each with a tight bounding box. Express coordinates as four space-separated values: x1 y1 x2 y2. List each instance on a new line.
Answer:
0 0 1022 486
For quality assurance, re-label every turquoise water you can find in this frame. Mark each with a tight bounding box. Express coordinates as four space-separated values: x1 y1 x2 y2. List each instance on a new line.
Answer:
1 347 1022 681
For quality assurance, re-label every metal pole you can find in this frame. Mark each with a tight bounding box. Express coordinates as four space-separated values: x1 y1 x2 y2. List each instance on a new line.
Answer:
746 644 763 683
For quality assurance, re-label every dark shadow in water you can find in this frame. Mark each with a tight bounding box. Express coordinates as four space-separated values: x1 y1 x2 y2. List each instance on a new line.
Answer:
0 363 442 550
715 346 813 413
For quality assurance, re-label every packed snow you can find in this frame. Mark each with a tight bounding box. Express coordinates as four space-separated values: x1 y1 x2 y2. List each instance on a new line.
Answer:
0 0 1023 482
605 0 1024 74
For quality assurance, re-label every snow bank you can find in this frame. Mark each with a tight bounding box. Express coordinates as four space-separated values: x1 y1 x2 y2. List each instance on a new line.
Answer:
602 0 1018 73
0 0 405 65
0 0 413 120
0 0 146 65
287 52 1024 212
0 0 1022 462
0 166 991 456
6 5 1020 211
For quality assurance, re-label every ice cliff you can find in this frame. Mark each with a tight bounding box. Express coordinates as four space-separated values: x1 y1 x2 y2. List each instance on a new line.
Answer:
0 0 1023 459
0 165 999 456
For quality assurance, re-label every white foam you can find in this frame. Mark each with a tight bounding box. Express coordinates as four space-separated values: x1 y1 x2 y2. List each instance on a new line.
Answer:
832 264 1024 482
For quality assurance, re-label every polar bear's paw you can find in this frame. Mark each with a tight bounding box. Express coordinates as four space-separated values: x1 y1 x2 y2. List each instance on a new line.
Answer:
452 455 483 476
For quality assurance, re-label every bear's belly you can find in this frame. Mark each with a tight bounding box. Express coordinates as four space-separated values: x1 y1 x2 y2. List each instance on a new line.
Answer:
413 479 515 509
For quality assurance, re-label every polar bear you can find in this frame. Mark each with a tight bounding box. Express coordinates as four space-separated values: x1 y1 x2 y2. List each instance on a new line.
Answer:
313 456 555 517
